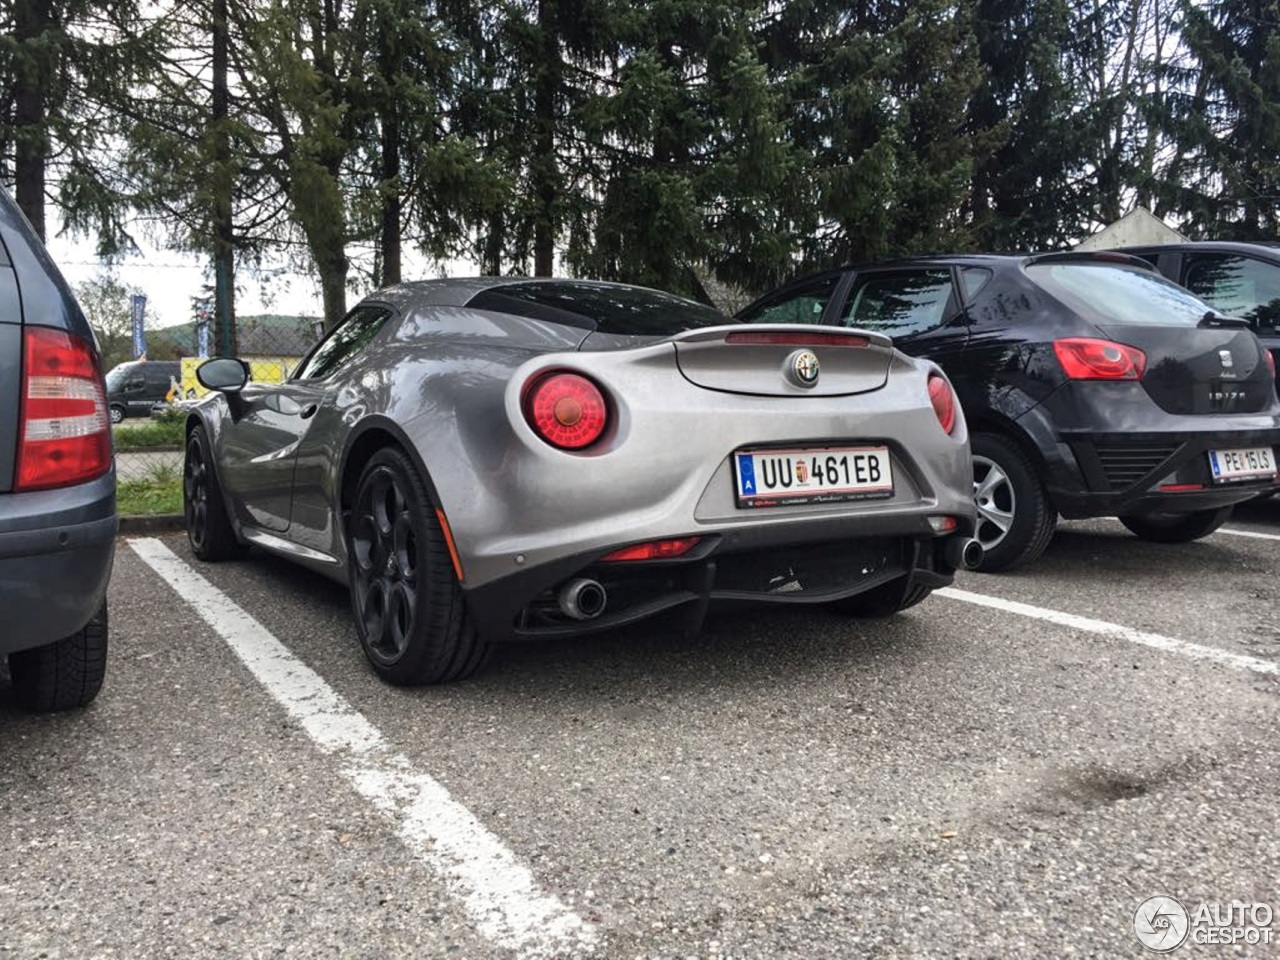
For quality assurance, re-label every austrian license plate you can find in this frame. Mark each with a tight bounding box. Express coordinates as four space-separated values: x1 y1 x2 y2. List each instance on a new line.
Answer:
1207 446 1277 483
735 445 893 508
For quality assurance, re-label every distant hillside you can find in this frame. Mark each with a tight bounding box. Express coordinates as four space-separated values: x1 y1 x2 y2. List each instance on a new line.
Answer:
150 313 323 357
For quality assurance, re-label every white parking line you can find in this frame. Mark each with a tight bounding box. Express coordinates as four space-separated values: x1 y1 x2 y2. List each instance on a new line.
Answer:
1219 526 1280 542
128 538 596 959
937 587 1278 676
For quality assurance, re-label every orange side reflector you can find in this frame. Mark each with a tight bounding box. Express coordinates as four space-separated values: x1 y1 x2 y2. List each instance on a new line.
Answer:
435 509 465 582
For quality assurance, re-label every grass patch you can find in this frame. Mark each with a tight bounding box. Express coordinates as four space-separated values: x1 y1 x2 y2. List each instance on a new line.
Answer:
113 416 186 450
118 467 183 516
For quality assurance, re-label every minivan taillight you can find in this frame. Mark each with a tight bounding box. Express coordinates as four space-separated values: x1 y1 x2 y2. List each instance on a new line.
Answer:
17 326 112 491
1053 338 1146 380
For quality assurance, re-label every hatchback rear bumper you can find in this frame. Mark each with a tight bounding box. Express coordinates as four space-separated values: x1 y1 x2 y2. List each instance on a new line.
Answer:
1037 425 1280 518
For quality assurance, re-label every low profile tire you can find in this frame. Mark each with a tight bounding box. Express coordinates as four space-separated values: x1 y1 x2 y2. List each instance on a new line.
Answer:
184 424 246 561
826 576 932 617
970 432 1057 573
9 602 108 712
109 404 125 425
347 447 489 685
1120 506 1233 543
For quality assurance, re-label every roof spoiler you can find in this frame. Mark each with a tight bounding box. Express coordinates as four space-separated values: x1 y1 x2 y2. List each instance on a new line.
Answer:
1024 250 1155 270
665 323 895 350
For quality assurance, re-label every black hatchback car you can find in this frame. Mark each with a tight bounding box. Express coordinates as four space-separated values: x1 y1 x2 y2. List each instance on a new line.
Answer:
0 187 115 711
738 252 1280 571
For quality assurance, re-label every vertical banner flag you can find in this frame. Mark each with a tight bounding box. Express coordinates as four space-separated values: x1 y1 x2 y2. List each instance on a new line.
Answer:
131 294 148 359
196 300 212 358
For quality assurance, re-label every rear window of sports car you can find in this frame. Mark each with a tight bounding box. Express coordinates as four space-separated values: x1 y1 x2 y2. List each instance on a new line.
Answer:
1026 263 1214 326
467 281 730 336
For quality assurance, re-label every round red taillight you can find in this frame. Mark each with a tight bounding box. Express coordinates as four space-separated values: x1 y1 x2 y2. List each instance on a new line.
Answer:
523 372 608 450
928 373 957 435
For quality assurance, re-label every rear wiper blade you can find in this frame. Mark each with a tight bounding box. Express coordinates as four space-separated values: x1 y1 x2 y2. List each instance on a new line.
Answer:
1199 310 1252 329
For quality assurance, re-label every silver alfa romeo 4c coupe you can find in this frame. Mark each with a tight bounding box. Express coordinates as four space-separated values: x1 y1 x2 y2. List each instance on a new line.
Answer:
184 277 980 684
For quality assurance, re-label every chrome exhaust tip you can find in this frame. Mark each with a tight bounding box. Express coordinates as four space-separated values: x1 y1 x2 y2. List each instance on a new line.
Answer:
558 578 607 620
946 537 984 570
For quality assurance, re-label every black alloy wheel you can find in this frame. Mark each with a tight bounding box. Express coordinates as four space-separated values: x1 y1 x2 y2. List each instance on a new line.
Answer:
184 425 246 561
347 447 488 685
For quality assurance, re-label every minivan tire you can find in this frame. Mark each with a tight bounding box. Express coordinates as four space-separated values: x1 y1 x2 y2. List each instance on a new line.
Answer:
8 602 108 712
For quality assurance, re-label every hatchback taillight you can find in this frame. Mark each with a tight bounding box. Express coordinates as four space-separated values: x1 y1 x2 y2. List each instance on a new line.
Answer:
17 326 112 491
522 371 609 450
1266 349 1276 381
1053 338 1146 380
928 373 957 435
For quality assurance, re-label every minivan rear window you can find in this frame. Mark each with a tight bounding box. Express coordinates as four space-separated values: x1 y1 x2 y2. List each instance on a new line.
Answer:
468 281 729 337
1026 263 1215 326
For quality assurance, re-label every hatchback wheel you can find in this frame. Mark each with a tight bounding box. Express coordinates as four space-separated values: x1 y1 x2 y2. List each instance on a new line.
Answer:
826 576 932 617
109 404 125 424
1120 506 1233 543
184 424 246 561
970 433 1056 572
347 448 489 685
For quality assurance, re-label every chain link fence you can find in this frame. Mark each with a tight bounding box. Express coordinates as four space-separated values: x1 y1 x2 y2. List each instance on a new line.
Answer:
109 315 322 513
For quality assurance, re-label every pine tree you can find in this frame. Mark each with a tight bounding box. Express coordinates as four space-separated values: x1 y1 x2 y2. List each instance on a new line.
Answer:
0 0 160 245
762 0 982 272
1154 0 1280 238
966 0 1091 250
566 0 794 297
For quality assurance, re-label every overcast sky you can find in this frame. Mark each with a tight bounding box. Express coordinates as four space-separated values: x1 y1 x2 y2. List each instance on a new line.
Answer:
45 230 328 329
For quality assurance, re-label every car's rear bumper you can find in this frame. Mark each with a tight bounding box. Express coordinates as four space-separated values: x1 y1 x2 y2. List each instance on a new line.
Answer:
463 514 975 642
1012 385 1280 518
0 472 117 655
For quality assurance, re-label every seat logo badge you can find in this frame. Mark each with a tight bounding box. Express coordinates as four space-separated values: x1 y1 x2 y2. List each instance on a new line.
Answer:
1220 349 1234 369
788 350 820 388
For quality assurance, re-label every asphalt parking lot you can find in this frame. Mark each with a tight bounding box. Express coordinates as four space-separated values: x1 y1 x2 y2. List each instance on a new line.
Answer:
3 500 1278 958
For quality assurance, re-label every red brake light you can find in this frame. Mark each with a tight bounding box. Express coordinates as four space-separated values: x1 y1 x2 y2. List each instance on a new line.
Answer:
725 332 869 348
523 372 609 450
17 326 112 491
1265 349 1276 381
1053 338 1146 380
601 537 701 562
928 373 957 435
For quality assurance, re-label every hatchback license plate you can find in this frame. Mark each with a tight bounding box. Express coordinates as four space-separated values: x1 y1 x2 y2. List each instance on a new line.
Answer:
1207 446 1277 483
735 446 893 507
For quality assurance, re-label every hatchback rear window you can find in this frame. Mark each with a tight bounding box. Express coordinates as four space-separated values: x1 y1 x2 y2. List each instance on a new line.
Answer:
468 281 730 337
1026 262 1215 326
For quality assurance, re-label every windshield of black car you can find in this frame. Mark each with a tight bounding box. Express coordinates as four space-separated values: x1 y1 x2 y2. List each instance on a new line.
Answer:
104 365 134 389
1026 262 1221 326
467 281 731 336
